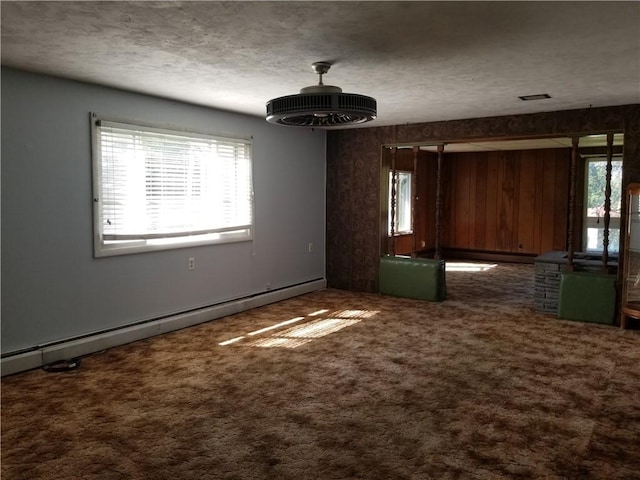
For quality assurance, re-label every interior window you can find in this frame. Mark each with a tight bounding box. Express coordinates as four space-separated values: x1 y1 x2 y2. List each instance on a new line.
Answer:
388 170 412 235
584 157 622 253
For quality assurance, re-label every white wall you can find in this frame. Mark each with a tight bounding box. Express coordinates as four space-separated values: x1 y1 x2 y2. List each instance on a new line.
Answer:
1 68 326 355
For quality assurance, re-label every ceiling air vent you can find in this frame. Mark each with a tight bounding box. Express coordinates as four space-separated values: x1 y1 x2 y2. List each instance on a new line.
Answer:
518 93 552 101
266 62 377 128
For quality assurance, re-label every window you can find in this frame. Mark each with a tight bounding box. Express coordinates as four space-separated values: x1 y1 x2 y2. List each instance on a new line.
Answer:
584 157 622 253
388 171 413 235
91 115 253 257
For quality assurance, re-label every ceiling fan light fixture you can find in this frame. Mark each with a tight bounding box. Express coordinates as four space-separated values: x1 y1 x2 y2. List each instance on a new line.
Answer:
266 62 377 128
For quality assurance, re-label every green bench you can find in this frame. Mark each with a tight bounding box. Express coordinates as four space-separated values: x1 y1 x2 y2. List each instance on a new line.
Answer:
558 271 617 325
379 256 446 302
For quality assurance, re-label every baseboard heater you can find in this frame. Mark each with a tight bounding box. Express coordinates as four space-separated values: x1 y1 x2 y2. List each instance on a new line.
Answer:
1 278 326 377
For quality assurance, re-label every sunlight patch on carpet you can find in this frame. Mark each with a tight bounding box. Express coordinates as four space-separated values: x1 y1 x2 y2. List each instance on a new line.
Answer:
333 309 379 319
446 262 497 272
246 318 361 348
246 317 306 336
218 336 245 346
219 309 379 348
246 337 313 348
278 318 361 339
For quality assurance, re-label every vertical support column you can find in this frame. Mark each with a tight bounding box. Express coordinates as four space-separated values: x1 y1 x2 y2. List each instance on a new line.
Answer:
567 136 579 271
602 133 614 272
411 146 419 257
434 144 444 260
390 147 397 256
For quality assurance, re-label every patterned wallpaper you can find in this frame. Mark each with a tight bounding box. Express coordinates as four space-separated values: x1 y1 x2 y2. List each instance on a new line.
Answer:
326 105 640 292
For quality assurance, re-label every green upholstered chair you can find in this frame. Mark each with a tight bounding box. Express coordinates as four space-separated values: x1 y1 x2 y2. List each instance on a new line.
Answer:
379 256 446 302
558 271 617 325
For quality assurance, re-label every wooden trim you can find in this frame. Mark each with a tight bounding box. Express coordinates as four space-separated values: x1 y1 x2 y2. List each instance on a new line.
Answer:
567 137 579 271
390 147 397 256
602 133 614 272
434 144 444 260
411 146 419 256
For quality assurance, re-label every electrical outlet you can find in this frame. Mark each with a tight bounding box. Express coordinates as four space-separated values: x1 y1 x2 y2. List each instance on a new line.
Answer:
308 242 314 253
188 257 195 270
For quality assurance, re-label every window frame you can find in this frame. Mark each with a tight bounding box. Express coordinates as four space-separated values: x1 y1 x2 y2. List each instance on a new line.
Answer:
90 113 254 257
583 155 622 253
388 170 413 236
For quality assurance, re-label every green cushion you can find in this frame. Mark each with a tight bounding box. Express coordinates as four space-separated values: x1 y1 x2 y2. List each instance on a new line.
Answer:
558 272 617 325
379 256 446 302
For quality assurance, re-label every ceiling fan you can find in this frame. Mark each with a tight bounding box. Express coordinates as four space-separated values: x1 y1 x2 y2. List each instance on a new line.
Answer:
266 62 377 128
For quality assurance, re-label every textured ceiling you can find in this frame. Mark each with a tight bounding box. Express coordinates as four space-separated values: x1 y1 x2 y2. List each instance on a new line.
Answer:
1 1 639 128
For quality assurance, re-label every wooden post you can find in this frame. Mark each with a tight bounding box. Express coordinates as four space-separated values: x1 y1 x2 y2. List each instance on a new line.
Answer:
434 144 444 260
602 133 614 273
411 146 419 257
390 147 397 256
567 136 579 271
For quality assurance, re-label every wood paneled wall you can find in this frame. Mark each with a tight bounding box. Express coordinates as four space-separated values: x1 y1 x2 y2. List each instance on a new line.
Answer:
386 147 570 258
326 104 640 293
443 149 570 255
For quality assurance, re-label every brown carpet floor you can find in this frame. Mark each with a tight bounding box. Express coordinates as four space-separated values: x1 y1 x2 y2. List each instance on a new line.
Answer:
2 262 640 480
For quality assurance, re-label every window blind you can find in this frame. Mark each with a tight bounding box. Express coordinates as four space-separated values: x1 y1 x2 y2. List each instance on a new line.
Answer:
96 120 253 244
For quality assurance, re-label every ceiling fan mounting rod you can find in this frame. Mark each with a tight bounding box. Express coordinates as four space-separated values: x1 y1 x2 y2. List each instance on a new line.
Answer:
312 62 332 85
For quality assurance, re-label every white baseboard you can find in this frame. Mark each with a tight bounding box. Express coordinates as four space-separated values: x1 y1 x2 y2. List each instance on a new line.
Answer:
2 279 326 377
1 350 43 377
